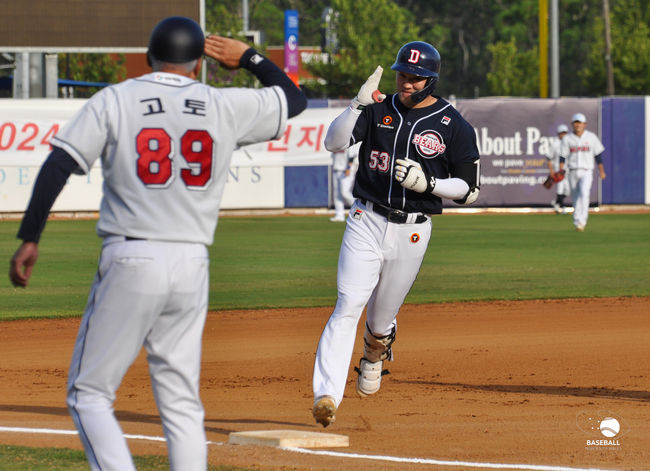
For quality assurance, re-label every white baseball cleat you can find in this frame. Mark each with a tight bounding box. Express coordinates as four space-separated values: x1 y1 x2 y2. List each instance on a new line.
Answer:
575 224 585 232
355 358 385 397
329 215 345 222
551 200 561 214
312 396 337 427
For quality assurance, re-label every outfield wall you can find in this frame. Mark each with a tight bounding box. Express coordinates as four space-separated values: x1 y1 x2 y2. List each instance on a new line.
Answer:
1 96 648 212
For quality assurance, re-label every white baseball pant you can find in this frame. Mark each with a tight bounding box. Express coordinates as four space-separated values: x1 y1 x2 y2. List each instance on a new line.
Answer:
67 236 209 471
556 176 570 197
313 200 432 405
569 168 593 228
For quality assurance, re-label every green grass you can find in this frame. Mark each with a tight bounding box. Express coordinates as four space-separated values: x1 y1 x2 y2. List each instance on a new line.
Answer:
0 444 251 470
0 211 648 469
1 212 649 319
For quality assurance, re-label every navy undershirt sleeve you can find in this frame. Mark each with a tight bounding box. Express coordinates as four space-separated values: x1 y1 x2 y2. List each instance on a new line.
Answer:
239 48 307 118
17 147 79 243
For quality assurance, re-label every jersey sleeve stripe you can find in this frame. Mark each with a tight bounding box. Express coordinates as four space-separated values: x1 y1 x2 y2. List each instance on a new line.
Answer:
270 85 288 140
48 138 92 175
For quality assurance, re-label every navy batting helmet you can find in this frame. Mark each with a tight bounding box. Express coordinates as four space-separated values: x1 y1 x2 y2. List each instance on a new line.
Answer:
147 16 204 64
391 41 441 103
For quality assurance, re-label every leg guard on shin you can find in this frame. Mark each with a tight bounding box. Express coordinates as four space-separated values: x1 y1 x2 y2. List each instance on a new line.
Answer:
362 322 396 362
354 323 395 397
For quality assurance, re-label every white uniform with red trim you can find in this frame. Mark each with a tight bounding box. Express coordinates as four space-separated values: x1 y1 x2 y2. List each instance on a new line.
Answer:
560 129 604 229
53 72 286 245
54 72 286 471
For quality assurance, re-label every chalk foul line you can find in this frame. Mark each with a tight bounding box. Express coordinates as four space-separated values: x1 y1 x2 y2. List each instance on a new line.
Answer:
0 425 616 471
282 446 617 471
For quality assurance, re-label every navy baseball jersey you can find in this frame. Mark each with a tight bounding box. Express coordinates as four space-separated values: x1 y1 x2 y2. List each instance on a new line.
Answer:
350 94 479 214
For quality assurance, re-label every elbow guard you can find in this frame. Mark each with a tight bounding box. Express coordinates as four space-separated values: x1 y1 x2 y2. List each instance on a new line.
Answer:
452 158 480 205
454 185 480 205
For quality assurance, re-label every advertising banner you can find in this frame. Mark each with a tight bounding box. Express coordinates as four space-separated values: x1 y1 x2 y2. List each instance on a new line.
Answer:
0 97 607 212
283 10 300 86
455 97 600 207
0 100 335 212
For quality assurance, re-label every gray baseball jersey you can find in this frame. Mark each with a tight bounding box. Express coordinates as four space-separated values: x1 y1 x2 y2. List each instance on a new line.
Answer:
51 72 287 245
560 129 604 171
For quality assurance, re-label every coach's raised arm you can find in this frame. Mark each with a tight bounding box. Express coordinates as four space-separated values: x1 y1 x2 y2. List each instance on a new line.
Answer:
204 34 306 119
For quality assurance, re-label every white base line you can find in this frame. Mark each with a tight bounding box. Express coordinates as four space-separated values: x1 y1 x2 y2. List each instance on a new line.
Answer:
0 425 615 471
281 447 616 471
0 426 222 446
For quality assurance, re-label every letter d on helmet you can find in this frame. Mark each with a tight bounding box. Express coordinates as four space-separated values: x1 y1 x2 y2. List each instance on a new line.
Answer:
391 41 441 103
147 16 205 65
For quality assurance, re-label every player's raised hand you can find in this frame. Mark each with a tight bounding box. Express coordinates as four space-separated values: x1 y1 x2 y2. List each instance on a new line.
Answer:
9 242 38 288
204 35 250 69
351 66 386 110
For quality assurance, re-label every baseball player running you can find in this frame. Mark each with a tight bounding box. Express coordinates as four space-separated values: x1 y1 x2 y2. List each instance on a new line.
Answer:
312 41 480 427
559 113 606 231
546 124 569 213
9 16 306 471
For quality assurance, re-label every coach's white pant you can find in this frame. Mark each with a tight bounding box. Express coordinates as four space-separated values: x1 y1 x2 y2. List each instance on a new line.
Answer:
313 200 431 406
67 237 209 471
569 168 593 228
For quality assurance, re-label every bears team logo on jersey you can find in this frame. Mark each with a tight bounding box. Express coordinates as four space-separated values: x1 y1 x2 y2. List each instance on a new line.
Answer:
410 233 420 243
412 130 446 159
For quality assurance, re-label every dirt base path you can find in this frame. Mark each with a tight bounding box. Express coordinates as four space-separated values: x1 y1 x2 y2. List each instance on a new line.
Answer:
1 297 649 470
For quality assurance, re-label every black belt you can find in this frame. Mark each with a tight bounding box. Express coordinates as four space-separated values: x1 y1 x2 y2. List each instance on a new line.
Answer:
360 199 428 224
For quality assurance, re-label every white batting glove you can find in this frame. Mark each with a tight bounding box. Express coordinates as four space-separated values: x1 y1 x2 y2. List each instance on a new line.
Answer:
350 66 386 110
395 159 436 193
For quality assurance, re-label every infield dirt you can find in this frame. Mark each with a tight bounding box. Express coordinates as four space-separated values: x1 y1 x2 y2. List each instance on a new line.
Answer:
1 296 649 470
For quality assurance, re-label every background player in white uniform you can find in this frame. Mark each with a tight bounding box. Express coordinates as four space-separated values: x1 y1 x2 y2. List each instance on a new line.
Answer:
9 17 306 471
559 113 606 231
312 41 480 427
330 143 359 221
546 124 569 213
